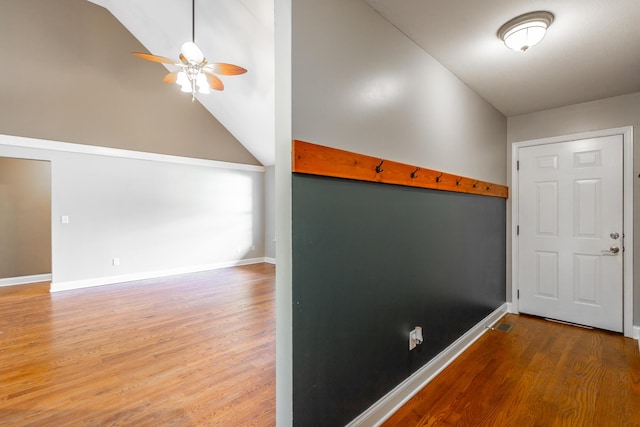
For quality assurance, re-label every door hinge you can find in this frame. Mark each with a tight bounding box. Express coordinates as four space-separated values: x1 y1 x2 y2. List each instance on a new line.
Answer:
517 290 520 299
517 225 520 235
516 160 520 171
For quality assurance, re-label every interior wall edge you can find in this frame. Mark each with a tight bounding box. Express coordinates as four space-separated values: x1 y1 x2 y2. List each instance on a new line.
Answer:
0 134 264 173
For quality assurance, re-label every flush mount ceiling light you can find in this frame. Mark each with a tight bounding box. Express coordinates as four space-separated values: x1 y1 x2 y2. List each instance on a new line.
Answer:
497 11 554 52
132 0 247 101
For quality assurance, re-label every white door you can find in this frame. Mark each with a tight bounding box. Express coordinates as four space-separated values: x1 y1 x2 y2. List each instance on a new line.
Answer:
517 135 623 332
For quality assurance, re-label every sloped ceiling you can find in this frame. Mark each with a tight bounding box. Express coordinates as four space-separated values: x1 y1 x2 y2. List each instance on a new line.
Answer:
89 0 275 166
91 0 640 163
364 0 640 116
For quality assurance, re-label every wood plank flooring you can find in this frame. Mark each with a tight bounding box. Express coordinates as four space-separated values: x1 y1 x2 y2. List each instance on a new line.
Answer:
383 313 640 427
0 263 275 426
4 272 639 427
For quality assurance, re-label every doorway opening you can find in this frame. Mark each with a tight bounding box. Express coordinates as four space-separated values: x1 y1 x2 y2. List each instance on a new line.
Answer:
0 157 52 288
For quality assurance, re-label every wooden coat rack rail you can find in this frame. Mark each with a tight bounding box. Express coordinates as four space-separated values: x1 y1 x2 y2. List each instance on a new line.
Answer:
292 140 509 199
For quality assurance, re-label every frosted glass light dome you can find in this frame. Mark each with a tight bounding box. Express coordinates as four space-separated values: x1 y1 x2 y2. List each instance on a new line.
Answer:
498 11 554 52
181 41 205 63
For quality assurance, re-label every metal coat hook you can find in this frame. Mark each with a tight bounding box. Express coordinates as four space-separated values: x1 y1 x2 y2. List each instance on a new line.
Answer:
486 184 492 191
456 177 462 186
473 181 479 188
376 160 384 173
435 172 443 183
411 167 420 179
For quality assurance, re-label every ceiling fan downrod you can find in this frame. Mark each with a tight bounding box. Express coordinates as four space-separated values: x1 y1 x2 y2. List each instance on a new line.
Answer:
131 0 247 99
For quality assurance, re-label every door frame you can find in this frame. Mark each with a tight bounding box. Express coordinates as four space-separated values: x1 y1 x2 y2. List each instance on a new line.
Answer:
511 126 634 338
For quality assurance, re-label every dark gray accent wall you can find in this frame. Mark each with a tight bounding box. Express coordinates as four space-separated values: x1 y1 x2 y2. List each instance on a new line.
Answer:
292 174 506 426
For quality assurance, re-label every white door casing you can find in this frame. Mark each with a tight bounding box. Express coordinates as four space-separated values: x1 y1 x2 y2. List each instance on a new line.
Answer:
511 127 634 338
518 136 622 331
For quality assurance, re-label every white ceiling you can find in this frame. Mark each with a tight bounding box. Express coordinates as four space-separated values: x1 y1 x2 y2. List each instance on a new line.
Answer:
364 0 640 116
89 1 640 165
89 0 275 165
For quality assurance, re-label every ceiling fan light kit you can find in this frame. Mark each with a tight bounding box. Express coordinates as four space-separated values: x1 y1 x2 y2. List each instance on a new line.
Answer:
498 11 554 52
132 0 246 100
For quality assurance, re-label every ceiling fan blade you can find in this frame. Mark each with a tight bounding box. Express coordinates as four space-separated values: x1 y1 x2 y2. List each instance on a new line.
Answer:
204 72 225 91
206 63 247 76
131 52 178 65
162 71 179 84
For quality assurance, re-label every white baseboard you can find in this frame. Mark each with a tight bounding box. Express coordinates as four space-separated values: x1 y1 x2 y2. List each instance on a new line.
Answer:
50 258 267 292
264 257 276 265
347 303 508 427
0 274 52 287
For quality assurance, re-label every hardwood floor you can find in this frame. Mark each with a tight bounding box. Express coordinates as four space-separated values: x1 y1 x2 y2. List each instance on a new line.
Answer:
383 313 640 427
0 264 275 426
5 273 638 426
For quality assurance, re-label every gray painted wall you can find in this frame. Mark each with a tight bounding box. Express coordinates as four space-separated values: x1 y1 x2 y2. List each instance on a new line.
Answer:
507 91 640 324
0 0 259 166
292 0 506 184
0 158 51 279
0 140 264 288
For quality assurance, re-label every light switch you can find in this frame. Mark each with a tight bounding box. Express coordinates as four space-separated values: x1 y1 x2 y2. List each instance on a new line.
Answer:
61 215 69 224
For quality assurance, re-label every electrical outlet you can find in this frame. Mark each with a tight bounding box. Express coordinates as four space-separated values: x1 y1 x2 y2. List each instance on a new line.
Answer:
409 326 423 351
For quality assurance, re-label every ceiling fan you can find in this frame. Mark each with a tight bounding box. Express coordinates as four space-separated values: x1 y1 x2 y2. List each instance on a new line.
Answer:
132 0 247 101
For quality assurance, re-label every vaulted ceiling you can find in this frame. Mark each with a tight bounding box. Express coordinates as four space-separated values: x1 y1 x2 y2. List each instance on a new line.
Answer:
88 0 275 165
89 0 640 165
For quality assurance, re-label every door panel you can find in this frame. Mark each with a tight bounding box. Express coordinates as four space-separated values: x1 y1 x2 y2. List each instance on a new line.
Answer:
518 135 623 332
574 179 600 237
536 251 559 300
536 181 558 236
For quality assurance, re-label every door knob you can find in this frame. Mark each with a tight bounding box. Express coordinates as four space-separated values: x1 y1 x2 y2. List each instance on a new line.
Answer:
601 246 620 256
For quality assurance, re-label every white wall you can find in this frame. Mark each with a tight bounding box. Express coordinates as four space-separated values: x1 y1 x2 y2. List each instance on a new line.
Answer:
274 0 293 425
292 0 506 184
0 135 265 291
507 91 640 324
264 165 276 261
